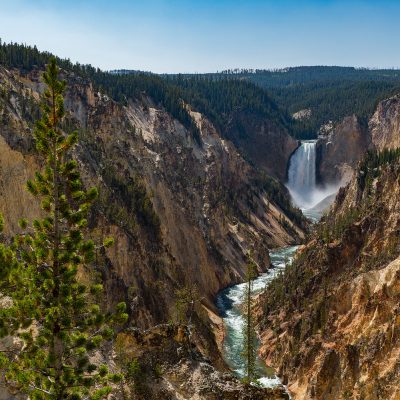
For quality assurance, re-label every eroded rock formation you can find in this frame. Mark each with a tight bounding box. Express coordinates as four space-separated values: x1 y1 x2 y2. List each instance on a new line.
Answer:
257 142 400 399
316 115 370 186
113 324 290 399
0 65 307 373
370 93 400 150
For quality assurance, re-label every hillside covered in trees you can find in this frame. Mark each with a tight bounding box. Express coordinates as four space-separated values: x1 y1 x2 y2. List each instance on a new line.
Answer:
0 40 303 180
220 67 400 137
0 40 295 143
164 67 400 138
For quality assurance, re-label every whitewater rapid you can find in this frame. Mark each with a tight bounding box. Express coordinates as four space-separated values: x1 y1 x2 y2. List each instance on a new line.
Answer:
216 246 298 390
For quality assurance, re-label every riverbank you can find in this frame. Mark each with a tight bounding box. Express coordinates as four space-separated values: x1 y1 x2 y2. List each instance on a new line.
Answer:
216 246 298 391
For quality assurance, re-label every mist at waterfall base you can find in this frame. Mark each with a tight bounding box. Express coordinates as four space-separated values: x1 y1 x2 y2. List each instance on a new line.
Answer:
286 141 340 218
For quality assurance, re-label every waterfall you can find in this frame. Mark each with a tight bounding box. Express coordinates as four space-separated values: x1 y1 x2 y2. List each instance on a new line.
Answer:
287 140 340 217
287 140 317 209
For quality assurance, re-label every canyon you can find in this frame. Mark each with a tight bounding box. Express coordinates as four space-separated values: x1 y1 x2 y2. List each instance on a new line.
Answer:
0 43 399 400
0 61 305 399
256 96 400 400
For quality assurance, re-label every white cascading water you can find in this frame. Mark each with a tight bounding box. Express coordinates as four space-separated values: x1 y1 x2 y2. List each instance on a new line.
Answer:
287 140 339 217
287 140 317 209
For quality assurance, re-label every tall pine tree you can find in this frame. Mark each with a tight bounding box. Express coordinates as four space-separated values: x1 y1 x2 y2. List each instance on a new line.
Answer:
241 254 258 384
0 58 127 399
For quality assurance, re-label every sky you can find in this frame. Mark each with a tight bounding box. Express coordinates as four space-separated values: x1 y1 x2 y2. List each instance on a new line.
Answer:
0 0 400 73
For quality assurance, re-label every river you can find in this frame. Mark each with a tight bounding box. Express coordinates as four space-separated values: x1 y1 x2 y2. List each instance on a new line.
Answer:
216 245 298 389
215 140 332 391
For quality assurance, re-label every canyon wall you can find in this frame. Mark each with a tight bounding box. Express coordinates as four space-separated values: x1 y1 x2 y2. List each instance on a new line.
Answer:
257 97 400 399
316 115 370 186
316 93 400 188
0 65 306 340
224 110 299 181
369 94 400 150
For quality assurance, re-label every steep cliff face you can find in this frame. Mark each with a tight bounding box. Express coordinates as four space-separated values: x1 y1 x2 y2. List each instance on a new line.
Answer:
0 65 306 343
369 94 400 150
224 110 299 181
257 152 400 399
316 115 370 185
112 324 290 400
316 94 400 187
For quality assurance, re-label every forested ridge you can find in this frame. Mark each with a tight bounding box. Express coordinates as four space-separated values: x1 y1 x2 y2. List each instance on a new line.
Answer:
4 40 400 139
209 67 400 136
0 40 293 143
165 67 400 138
265 79 400 136
164 75 295 134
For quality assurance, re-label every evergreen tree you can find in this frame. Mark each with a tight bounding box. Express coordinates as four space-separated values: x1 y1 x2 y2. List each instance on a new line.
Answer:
0 58 128 399
241 254 258 384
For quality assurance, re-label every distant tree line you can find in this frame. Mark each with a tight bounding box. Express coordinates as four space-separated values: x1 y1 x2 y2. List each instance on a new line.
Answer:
0 40 203 146
220 67 400 136
165 66 400 138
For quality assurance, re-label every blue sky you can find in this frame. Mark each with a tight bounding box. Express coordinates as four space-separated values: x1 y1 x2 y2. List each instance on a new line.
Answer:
1 0 399 72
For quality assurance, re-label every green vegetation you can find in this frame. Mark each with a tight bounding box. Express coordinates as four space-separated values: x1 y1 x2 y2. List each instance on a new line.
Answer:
316 207 361 244
216 67 400 137
174 284 200 325
220 66 400 86
263 255 304 314
100 164 161 238
74 127 161 239
241 255 258 384
127 358 147 396
269 80 400 137
168 67 400 138
254 173 307 230
165 75 292 137
0 59 128 399
357 147 400 191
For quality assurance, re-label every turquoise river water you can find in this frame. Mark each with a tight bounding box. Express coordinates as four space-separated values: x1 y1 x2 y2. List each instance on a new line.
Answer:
216 245 298 390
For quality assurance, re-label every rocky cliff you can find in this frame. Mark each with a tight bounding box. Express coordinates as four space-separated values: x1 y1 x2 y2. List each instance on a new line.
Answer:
224 110 299 181
111 323 290 400
316 115 370 186
316 94 400 187
257 148 400 399
370 93 400 150
0 64 306 367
